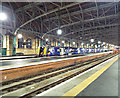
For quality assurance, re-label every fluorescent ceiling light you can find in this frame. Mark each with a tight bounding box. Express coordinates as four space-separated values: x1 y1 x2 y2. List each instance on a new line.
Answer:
57 29 62 35
73 42 75 45
0 12 7 21
98 41 101 44
46 38 49 41
90 39 94 43
17 34 22 39
62 40 65 43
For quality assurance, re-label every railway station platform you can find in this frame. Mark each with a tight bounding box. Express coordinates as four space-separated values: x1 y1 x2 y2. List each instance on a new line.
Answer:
0 52 112 70
36 55 119 97
0 52 84 61
0 55 36 60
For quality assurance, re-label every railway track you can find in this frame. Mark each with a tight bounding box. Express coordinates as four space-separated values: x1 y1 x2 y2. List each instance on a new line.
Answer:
0 53 116 97
1 52 111 83
1 53 106 86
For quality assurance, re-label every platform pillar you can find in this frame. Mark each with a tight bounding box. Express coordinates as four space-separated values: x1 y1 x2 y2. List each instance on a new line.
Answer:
41 39 43 47
13 35 16 55
69 42 71 47
58 41 60 47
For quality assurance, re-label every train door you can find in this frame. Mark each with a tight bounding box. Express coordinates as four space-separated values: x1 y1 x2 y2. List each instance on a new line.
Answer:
43 46 50 56
60 48 64 55
37 46 40 56
95 48 97 53
75 48 78 54
82 48 85 53
68 48 72 55
57 48 61 55
86 48 89 53
77 48 80 54
89 48 92 53
66 48 69 55
49 47 54 56
36 46 44 57
80 48 83 53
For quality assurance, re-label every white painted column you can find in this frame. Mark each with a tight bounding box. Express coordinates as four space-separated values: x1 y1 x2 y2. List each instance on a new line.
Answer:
3 35 7 48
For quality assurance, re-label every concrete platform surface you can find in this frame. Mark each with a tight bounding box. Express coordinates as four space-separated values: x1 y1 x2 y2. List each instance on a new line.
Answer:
76 58 119 96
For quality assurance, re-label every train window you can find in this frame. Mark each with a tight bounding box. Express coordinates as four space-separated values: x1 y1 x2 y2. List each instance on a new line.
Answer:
60 49 61 52
57 49 60 52
64 49 66 52
26 38 32 49
62 43 64 47
18 38 24 48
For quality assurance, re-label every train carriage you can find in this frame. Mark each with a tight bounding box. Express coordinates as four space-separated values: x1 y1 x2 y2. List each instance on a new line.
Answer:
36 45 111 57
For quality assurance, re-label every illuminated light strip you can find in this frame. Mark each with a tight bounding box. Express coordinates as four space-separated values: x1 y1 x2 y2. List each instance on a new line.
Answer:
61 56 118 97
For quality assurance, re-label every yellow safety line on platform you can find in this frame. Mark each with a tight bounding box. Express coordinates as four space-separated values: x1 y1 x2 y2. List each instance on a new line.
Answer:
62 56 118 97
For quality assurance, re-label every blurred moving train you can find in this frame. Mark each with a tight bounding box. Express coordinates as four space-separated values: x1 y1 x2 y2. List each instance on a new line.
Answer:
36 46 113 57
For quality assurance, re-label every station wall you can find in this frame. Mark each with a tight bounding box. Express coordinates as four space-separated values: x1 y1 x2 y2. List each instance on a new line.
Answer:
3 31 80 56
15 32 38 55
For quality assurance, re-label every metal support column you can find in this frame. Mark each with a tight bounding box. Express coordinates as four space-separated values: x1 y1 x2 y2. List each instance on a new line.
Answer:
13 35 16 55
41 39 43 46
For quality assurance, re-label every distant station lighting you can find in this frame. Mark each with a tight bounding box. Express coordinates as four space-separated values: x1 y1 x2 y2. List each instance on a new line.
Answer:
57 29 62 35
73 42 75 45
90 39 94 43
81 42 84 45
17 34 22 39
98 41 101 44
90 19 94 21
62 40 65 43
87 44 89 46
91 44 93 47
112 44 115 47
46 38 49 41
80 37 82 39
103 42 106 45
0 12 7 21
95 45 97 48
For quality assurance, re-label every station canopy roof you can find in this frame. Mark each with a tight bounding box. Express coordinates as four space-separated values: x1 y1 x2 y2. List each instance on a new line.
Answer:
2 2 120 46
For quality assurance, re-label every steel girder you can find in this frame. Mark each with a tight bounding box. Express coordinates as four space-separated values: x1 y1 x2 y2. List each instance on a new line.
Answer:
11 2 119 45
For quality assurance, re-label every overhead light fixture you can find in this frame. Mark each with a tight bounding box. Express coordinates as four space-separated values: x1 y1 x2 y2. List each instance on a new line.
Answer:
0 12 7 21
80 37 82 39
98 41 101 44
90 19 94 21
62 40 64 43
17 34 22 39
81 42 84 45
57 29 62 35
90 39 94 43
73 42 75 45
103 42 106 45
95 45 97 48
46 38 49 41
